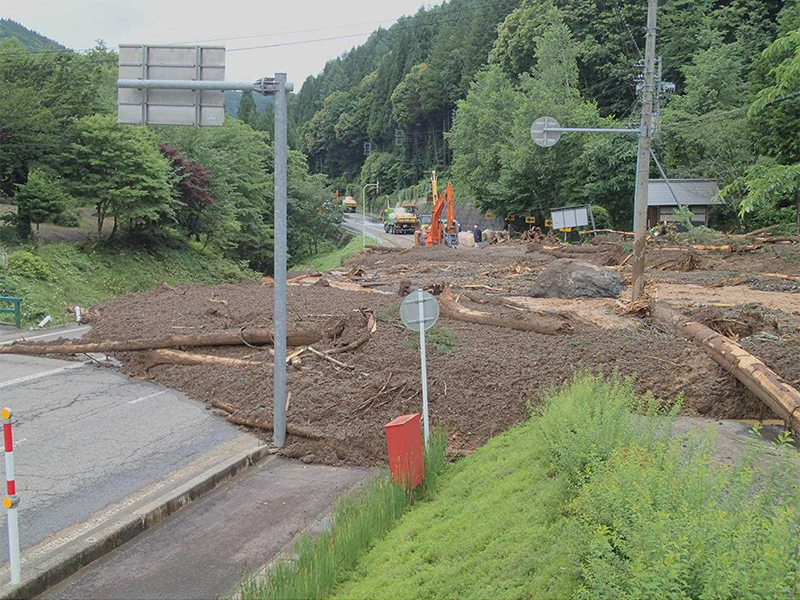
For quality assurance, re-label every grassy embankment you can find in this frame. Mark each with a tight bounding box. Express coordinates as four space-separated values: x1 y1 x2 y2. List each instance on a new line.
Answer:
0 242 257 328
293 235 377 273
244 374 800 600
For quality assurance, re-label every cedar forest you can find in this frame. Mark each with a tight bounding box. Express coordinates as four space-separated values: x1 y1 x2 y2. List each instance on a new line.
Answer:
1 0 800 275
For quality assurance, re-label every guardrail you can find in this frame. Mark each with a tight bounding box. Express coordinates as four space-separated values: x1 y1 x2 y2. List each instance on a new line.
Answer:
0 297 22 329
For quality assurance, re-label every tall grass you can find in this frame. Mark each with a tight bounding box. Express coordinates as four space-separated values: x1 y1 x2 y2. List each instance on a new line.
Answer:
240 429 447 600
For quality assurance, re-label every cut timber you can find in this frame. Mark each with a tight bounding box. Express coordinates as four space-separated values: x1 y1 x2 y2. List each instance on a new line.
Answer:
439 289 568 335
0 326 334 356
144 349 266 368
651 302 800 435
225 414 323 440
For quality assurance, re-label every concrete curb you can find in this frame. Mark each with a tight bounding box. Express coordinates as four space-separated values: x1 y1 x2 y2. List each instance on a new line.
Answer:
1 445 273 600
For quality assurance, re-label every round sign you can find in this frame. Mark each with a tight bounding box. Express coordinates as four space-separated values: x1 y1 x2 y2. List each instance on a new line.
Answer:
400 290 440 332
531 116 561 148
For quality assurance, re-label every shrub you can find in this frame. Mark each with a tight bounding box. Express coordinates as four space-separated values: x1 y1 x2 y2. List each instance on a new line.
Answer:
7 251 51 280
573 439 800 600
535 372 678 487
408 326 456 356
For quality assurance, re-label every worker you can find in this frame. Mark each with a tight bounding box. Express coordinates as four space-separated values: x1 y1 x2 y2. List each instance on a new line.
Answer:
473 225 482 245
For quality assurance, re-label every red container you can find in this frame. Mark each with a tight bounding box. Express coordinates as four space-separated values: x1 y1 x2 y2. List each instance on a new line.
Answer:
384 414 425 489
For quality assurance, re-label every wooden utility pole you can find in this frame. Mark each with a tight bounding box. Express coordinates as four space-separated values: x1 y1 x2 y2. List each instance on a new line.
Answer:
631 0 658 301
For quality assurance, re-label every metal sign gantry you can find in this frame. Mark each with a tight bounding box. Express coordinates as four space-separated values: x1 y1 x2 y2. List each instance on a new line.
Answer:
117 45 294 447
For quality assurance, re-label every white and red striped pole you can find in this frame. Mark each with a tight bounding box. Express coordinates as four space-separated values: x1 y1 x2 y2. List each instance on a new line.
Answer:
2 408 20 585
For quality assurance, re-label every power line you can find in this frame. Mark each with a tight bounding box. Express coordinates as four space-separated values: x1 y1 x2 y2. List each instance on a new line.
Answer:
0 0 510 58
660 90 800 131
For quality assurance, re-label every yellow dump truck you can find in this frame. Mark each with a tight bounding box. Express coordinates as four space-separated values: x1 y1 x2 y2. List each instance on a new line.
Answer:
342 196 358 213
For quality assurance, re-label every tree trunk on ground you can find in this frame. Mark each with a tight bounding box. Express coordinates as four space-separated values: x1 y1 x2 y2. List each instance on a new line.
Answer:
143 349 268 369
438 288 569 335
225 414 323 440
0 326 331 356
650 302 800 435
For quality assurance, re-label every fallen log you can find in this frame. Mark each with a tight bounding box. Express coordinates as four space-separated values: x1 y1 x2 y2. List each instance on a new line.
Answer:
659 244 760 253
225 414 323 440
144 349 267 368
744 224 780 238
458 290 529 312
651 302 800 435
757 272 800 283
439 289 568 335
211 400 237 414
0 325 333 356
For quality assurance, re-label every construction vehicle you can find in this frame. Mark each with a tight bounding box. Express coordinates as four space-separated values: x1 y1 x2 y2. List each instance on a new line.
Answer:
422 171 458 248
342 195 358 213
382 205 419 234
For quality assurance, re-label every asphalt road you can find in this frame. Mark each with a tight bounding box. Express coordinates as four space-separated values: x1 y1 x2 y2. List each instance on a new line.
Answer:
43 459 371 600
0 325 257 565
342 213 415 248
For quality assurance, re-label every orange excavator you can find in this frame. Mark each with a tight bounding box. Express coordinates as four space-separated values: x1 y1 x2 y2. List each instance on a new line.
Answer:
420 171 458 248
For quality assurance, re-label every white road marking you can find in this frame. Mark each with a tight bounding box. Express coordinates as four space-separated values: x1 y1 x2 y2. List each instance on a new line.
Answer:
0 326 91 346
0 363 88 390
128 391 166 405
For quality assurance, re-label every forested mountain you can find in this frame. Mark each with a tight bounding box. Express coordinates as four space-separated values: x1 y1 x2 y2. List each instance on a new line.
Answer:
0 19 66 51
298 0 799 231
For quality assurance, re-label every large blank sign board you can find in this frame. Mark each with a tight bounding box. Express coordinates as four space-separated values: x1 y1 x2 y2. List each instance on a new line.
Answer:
118 45 225 126
551 205 590 230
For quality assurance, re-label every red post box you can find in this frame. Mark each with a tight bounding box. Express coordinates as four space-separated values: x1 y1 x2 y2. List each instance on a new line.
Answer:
384 414 424 489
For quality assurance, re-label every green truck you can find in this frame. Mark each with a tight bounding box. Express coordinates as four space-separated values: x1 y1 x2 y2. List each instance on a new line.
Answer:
382 206 419 234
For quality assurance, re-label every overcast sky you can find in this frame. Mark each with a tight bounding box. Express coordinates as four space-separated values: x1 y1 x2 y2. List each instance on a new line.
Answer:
3 0 434 87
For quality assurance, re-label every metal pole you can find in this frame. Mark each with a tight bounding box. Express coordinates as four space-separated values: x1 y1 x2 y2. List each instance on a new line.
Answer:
2 409 20 585
362 184 367 249
543 126 640 134
415 290 430 448
631 0 658 302
273 73 290 448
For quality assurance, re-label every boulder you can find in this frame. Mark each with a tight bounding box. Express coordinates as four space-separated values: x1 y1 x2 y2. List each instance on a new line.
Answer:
458 231 476 247
530 259 625 299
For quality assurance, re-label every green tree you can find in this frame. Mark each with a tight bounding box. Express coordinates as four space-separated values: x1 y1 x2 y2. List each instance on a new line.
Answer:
58 115 175 239
14 169 69 237
237 91 258 128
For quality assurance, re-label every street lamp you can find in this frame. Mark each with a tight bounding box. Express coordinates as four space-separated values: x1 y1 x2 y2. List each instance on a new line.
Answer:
362 182 379 248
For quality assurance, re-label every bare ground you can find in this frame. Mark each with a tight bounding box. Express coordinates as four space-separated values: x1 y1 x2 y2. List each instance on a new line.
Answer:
67 235 800 466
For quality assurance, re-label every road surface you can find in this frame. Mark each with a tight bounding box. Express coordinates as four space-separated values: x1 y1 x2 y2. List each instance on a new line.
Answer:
42 459 371 600
342 213 415 248
0 324 258 567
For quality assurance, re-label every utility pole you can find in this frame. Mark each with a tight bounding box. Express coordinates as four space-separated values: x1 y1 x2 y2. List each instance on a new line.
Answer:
630 0 658 302
273 73 289 448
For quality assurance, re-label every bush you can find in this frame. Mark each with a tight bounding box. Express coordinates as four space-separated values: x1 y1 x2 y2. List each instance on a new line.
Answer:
590 205 612 230
52 206 81 228
573 439 800 600
7 251 51 280
535 373 678 487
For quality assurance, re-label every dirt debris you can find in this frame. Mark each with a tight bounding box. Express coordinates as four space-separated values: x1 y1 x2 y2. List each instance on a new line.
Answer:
25 236 797 466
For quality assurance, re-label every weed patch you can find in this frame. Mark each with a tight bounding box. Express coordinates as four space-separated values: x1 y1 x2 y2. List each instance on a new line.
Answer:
240 431 447 600
293 236 377 273
408 326 456 356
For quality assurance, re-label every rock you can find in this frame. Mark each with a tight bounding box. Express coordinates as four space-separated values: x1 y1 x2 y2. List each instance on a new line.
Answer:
458 231 475 247
300 453 316 464
530 259 625 299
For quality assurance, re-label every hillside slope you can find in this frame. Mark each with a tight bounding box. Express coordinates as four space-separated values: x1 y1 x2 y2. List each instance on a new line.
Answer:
0 18 66 51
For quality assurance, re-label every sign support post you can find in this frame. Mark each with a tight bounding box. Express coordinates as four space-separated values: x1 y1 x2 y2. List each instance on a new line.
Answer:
117 48 294 447
400 290 440 448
